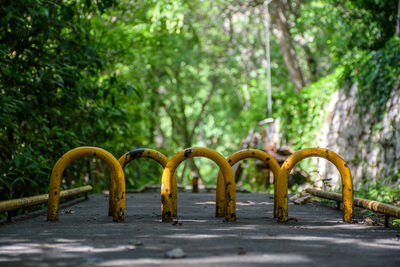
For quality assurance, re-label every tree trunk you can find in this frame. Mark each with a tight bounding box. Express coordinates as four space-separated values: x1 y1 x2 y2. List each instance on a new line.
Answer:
179 161 188 184
298 37 317 82
187 158 202 183
270 0 305 92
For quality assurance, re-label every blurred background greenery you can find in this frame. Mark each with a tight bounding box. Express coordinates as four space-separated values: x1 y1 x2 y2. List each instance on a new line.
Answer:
1 0 399 206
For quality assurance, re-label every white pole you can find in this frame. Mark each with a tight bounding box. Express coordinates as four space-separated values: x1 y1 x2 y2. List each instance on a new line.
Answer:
264 0 272 118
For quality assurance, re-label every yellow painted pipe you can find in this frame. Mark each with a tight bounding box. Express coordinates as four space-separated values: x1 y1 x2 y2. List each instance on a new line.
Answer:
118 148 177 217
216 149 280 218
306 188 400 221
276 148 354 222
47 147 125 222
0 185 92 213
161 147 236 222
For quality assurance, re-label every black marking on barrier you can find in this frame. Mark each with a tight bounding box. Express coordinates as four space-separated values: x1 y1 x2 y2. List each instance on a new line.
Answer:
127 148 145 159
123 155 129 167
184 148 193 157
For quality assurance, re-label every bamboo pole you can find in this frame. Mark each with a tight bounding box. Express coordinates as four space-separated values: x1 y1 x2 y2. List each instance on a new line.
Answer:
0 185 92 213
306 188 400 227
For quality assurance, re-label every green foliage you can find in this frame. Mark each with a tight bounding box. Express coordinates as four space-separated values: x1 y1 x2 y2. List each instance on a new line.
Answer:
331 0 398 51
342 37 400 121
1 0 399 202
355 174 400 203
275 67 343 149
0 0 140 200
392 219 400 227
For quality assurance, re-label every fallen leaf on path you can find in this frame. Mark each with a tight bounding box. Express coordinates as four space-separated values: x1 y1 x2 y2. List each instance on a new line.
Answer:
238 249 246 255
165 248 186 258
363 217 379 226
132 241 143 246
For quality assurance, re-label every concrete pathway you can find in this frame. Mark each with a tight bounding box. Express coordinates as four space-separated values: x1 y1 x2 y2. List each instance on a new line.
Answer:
0 192 399 266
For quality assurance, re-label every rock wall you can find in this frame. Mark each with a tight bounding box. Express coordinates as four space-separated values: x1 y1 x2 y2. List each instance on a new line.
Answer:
316 82 400 189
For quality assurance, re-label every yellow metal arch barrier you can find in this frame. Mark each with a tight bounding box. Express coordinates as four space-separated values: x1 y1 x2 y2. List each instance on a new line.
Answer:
276 148 354 222
161 147 236 222
47 147 125 222
215 149 280 218
118 148 177 217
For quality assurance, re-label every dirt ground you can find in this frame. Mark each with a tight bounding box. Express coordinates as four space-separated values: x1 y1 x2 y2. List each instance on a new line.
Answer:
0 192 399 266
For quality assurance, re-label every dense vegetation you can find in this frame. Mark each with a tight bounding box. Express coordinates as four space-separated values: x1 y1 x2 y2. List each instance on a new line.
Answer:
1 0 399 204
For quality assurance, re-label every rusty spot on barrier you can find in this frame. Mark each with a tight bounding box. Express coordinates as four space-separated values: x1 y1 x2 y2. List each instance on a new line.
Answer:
277 207 285 222
169 193 173 198
184 149 193 157
344 163 349 168
266 157 270 161
54 191 57 195
228 159 232 163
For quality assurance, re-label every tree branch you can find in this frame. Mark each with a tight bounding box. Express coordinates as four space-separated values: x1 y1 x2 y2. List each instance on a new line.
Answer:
189 75 217 141
161 105 181 145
